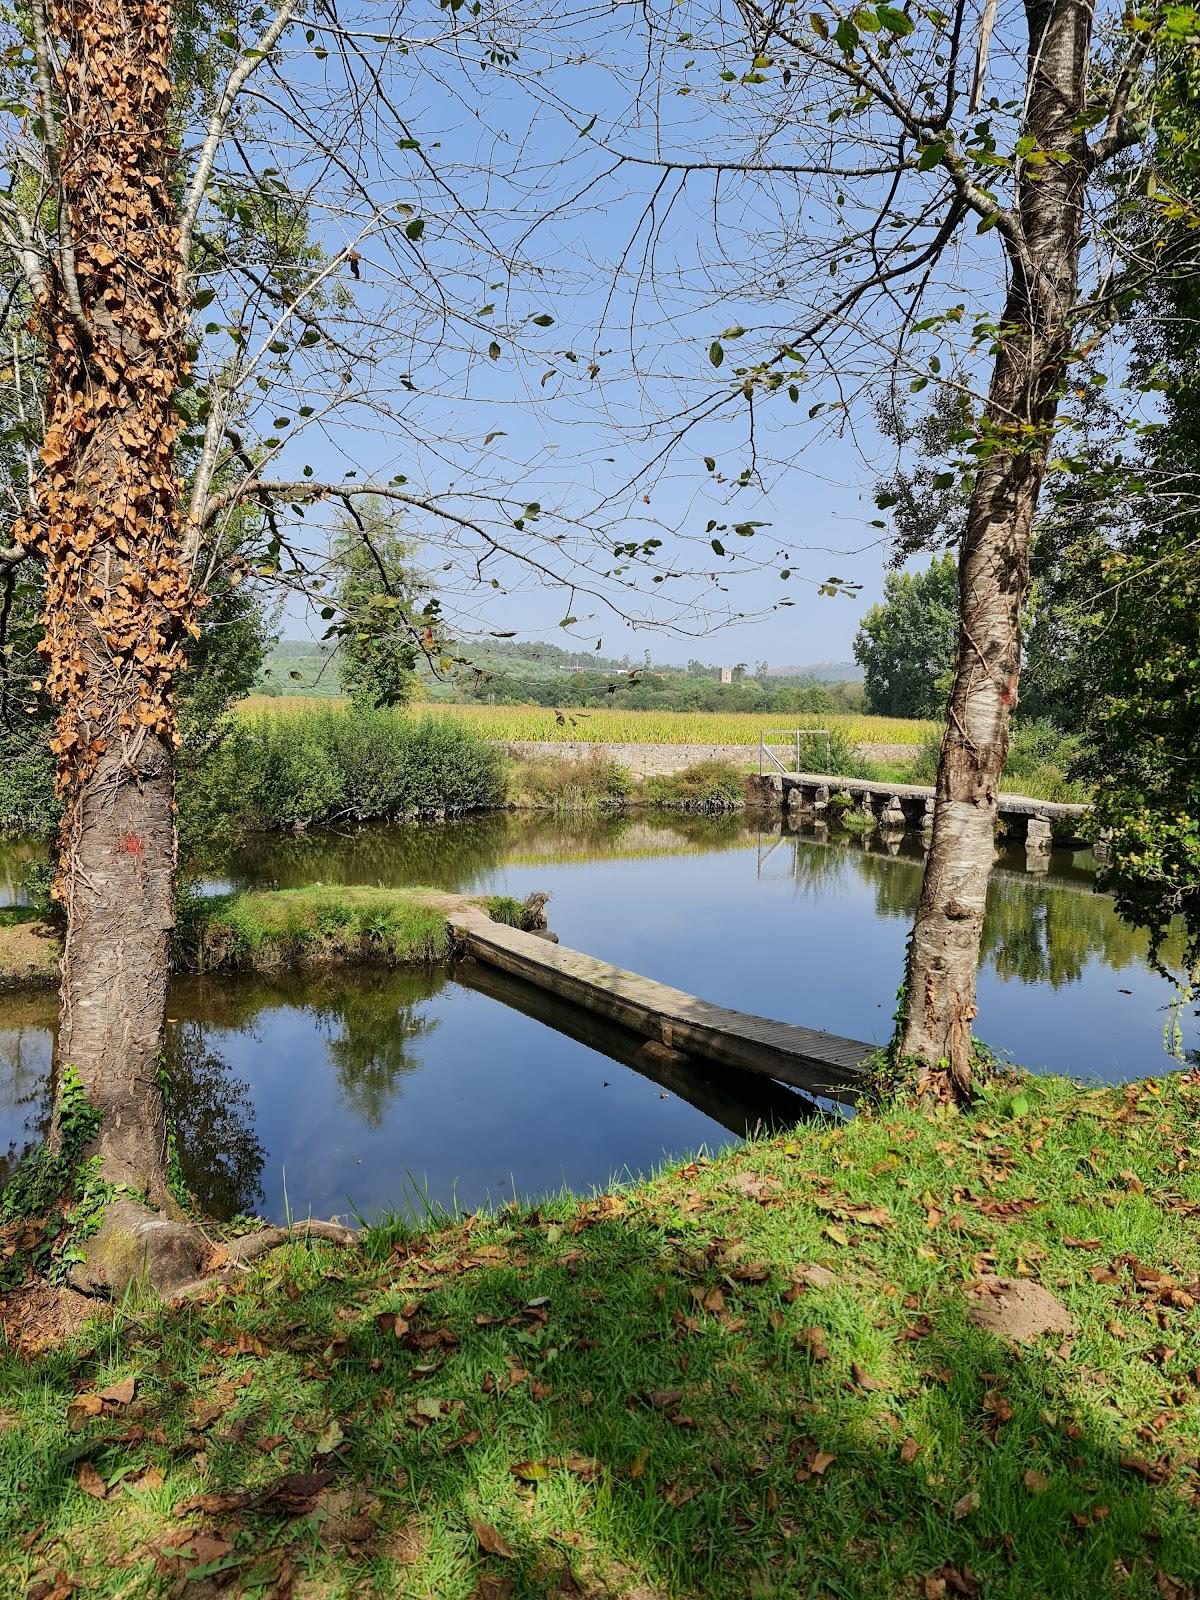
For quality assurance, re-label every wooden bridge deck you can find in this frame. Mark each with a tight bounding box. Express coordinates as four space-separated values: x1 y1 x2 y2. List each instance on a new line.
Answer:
448 909 871 1103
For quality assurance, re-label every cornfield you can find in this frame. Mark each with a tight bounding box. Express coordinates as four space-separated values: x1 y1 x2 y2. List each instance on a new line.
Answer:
239 697 935 747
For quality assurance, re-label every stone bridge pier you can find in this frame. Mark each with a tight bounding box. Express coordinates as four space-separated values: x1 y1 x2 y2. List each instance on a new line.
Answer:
750 771 1090 851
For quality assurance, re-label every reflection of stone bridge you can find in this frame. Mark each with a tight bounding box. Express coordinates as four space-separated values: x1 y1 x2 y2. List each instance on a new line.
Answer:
748 772 1092 856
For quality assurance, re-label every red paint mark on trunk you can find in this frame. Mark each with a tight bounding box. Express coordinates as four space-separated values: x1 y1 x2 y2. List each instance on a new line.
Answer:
117 832 144 857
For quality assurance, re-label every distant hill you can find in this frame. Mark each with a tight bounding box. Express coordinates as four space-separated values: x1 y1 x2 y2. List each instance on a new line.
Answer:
765 661 862 683
255 638 865 700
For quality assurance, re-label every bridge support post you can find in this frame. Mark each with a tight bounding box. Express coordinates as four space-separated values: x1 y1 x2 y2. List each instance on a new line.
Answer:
880 794 906 833
920 797 935 845
1026 815 1052 873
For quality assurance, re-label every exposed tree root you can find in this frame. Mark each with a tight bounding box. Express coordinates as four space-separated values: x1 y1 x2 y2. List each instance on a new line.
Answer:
65 1198 360 1301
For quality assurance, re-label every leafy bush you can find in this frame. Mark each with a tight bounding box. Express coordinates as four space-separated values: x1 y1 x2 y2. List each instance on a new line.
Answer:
794 726 871 779
506 750 632 811
907 719 1088 803
183 708 506 836
641 760 746 812
0 736 57 837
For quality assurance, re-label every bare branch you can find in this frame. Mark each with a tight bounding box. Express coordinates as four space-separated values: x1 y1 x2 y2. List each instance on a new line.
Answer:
177 0 300 288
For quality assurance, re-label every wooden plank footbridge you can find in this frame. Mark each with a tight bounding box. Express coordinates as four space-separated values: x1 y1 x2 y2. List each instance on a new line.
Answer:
447 729 1094 1106
447 907 872 1104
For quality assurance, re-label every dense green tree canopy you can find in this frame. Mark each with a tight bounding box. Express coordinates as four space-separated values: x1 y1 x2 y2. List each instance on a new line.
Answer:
853 555 957 720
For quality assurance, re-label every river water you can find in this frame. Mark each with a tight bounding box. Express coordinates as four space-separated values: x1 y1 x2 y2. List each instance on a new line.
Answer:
1 815 1193 1223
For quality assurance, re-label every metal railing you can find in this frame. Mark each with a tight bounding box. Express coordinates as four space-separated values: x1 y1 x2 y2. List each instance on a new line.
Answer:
758 728 833 777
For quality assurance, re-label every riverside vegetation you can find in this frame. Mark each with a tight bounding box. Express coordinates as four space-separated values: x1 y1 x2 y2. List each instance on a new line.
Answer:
3 1072 1199 1599
0 708 1088 989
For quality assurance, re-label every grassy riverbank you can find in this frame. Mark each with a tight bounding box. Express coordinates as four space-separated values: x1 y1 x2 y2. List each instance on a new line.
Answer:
3 1072 1199 1598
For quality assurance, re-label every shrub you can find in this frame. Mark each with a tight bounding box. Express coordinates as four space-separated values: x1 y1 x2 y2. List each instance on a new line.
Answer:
179 708 506 838
907 719 1088 803
641 760 746 813
506 750 632 811
794 726 870 779
0 739 57 837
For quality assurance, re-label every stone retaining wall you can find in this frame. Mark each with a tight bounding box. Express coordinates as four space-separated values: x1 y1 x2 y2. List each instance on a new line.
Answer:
501 739 920 777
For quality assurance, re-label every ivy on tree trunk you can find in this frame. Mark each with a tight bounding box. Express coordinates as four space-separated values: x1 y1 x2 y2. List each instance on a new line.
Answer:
15 0 196 1206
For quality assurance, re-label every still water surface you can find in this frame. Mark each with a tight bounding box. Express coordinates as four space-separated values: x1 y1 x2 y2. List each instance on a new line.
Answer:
1 815 1193 1223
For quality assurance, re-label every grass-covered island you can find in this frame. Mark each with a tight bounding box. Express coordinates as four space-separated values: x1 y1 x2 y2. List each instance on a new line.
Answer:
0 886 547 990
3 1072 1199 1598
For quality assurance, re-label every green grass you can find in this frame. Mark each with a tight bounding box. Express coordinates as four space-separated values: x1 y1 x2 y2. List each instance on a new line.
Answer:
506 749 634 812
174 886 459 973
4 1073 1200 1598
640 760 747 813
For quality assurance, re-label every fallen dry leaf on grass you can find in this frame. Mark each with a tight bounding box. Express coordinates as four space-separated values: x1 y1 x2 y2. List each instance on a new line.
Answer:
66 1393 103 1429
1024 1469 1050 1494
187 1533 234 1566
645 1388 684 1410
952 1489 981 1520
175 1469 334 1518
470 1577 515 1600
472 1518 514 1559
796 1263 836 1288
795 1326 829 1361
511 1455 602 1482
727 1171 779 1202
75 1461 107 1500
851 1362 888 1392
96 1377 135 1406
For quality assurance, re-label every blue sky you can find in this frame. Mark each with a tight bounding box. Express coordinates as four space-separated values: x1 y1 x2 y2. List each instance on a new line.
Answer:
216 0 1093 665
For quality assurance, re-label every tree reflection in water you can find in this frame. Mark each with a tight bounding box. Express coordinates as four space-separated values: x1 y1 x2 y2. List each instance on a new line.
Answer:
777 824 1188 991
168 968 447 1164
167 1022 266 1219
221 811 759 895
0 992 55 1188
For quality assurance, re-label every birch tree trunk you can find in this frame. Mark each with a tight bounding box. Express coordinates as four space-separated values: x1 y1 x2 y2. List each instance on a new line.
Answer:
898 0 1095 1096
17 0 194 1209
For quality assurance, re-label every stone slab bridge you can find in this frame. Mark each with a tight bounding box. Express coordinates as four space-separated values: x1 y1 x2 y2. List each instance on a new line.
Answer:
749 771 1093 855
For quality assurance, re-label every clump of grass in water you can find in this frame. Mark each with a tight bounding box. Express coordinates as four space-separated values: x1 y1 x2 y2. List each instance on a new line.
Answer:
174 885 453 972
640 759 747 813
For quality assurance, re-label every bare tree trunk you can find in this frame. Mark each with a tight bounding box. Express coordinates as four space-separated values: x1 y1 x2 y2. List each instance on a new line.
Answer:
898 0 1094 1096
57 739 178 1205
17 0 195 1209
